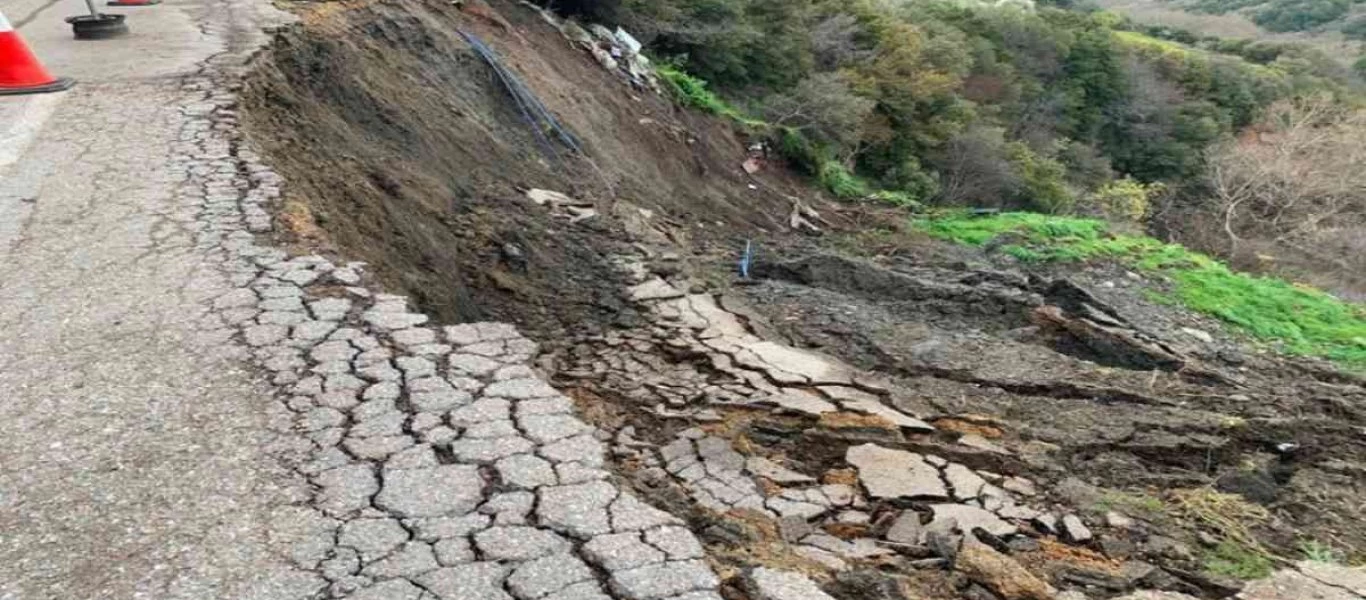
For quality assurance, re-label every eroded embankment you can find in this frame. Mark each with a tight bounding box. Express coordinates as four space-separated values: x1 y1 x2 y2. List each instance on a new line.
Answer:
241 1 1366 598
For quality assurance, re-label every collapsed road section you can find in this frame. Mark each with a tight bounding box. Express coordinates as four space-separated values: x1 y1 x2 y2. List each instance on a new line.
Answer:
228 0 1366 599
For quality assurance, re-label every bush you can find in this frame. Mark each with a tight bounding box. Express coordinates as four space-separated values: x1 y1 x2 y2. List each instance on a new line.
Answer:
1253 0 1350 32
774 127 821 175
818 161 870 199
655 64 736 117
1007 143 1075 213
1086 177 1163 222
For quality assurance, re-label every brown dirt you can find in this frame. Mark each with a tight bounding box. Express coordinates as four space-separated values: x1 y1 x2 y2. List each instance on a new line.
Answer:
239 0 1366 597
240 0 816 341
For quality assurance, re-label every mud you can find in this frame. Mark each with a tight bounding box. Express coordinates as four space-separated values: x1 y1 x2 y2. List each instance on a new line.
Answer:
241 1 1366 598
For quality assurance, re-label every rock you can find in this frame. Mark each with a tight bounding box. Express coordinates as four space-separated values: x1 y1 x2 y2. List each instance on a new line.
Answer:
629 278 684 302
1001 477 1038 497
944 463 989 500
1296 562 1366 595
763 389 838 416
1143 536 1193 562
959 434 1010 454
1239 567 1363 600
801 533 895 560
1181 327 1214 344
955 541 1057 600
1099 536 1136 560
1032 514 1060 536
838 396 935 432
739 341 855 385
1061 515 1093 544
845 444 947 500
1007 537 1041 553
746 456 816 484
745 567 837 600
794 545 847 571
927 504 1018 538
884 511 925 545
1105 511 1135 529
779 516 816 543
827 570 916 600
926 529 961 563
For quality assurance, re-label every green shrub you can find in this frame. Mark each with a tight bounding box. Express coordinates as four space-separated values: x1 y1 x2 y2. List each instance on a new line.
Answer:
1299 540 1344 564
1204 540 1274 579
1007 143 1075 214
654 64 764 128
774 127 821 175
818 161 870 199
1086 177 1163 222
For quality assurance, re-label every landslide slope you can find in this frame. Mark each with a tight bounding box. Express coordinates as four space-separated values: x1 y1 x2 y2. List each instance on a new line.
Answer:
241 1 1366 599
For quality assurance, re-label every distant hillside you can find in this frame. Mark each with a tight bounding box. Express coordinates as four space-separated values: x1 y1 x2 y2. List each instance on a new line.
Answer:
1095 0 1366 62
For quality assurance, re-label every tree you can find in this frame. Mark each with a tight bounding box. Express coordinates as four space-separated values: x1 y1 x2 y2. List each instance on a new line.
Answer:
759 73 875 155
1205 95 1366 258
810 14 872 70
1062 27 1127 141
933 126 1021 206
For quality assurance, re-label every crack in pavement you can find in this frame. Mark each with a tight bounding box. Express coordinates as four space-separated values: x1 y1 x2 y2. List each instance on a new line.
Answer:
0 0 727 597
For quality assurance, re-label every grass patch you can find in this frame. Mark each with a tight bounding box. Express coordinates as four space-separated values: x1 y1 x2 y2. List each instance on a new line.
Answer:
1169 488 1275 580
914 211 1366 368
1299 540 1344 564
1204 540 1275 579
655 64 761 126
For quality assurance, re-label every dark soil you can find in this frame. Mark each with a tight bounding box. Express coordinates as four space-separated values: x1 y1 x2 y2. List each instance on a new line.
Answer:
240 0 816 340
240 0 1366 597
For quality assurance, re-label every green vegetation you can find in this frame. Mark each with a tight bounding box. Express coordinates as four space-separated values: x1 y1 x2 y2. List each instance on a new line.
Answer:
655 64 755 125
593 0 1366 367
1204 540 1275 579
916 212 1366 366
1252 0 1349 32
599 0 1361 212
1299 539 1345 563
1178 0 1362 33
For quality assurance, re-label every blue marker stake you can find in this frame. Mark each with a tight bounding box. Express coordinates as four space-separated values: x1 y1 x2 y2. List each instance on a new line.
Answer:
739 240 753 279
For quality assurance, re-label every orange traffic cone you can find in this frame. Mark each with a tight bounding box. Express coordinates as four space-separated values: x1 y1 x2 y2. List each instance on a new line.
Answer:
0 9 74 95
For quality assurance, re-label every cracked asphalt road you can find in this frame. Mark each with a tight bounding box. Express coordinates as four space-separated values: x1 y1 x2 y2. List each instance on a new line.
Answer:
0 0 309 598
0 1 724 599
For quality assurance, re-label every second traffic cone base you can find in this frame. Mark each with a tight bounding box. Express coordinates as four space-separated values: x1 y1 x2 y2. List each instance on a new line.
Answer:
67 13 128 39
0 76 74 96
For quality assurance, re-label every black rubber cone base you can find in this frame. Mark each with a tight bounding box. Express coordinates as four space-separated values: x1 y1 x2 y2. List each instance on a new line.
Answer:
0 77 75 96
106 0 160 6
66 13 128 40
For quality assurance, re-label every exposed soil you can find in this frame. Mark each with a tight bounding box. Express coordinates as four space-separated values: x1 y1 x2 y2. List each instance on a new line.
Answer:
240 1 1366 597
